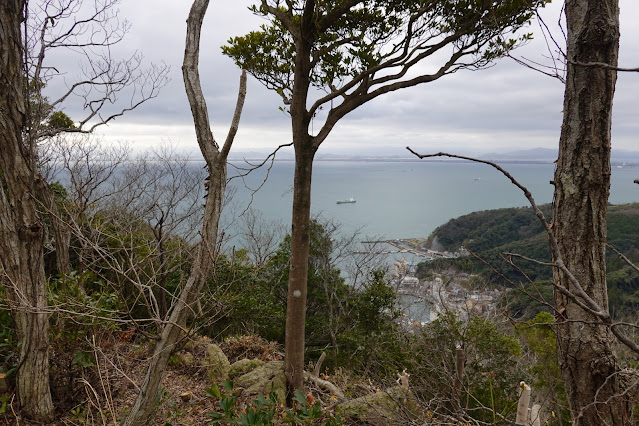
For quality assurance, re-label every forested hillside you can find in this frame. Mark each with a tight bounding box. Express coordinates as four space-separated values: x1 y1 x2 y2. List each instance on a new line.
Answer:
418 203 639 317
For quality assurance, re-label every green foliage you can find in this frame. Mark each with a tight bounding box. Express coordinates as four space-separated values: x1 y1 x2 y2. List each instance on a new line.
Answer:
0 394 9 415
411 312 525 423
25 78 76 139
336 270 405 374
48 270 122 339
516 312 570 424
205 250 285 341
47 271 122 407
84 209 193 320
419 203 639 317
223 0 548 110
206 380 342 425
46 111 76 131
210 219 349 347
207 221 403 376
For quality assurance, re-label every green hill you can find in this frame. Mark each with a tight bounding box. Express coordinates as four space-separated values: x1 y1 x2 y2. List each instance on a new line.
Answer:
418 203 639 317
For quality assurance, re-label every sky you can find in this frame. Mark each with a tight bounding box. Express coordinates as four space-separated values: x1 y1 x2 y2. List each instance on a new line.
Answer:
43 1 639 158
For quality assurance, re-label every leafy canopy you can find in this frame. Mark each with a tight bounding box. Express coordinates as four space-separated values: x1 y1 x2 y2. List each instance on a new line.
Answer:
223 0 549 115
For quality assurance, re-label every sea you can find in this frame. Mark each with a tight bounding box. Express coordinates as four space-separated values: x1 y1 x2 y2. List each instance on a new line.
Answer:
222 159 639 241
220 158 637 324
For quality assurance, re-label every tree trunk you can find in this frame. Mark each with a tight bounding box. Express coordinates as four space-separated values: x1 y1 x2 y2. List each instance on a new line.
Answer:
37 181 72 276
552 1 631 423
285 142 315 394
122 0 246 423
0 1 55 422
122 163 227 426
283 9 316 395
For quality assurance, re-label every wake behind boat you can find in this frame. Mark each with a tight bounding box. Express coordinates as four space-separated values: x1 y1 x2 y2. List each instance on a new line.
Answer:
337 197 356 204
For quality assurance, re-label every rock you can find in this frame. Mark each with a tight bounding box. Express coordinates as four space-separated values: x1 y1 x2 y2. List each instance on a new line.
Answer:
338 386 422 425
235 361 286 401
229 358 264 379
175 351 195 367
204 344 231 382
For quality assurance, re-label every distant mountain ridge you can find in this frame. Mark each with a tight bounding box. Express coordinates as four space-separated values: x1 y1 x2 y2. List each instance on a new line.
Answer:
225 147 639 164
479 148 639 165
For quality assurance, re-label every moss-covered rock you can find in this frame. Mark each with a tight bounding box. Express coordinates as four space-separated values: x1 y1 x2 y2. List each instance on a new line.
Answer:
175 351 195 367
235 361 286 400
337 386 422 425
205 344 231 382
229 358 264 379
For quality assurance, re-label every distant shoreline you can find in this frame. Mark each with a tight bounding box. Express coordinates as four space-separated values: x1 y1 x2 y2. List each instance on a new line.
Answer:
223 157 637 167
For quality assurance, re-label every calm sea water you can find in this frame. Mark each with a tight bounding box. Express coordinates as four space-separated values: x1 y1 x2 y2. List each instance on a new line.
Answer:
221 160 639 324
222 160 639 240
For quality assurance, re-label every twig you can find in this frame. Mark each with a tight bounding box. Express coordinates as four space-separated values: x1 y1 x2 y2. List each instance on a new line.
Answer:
606 243 639 275
569 60 639 72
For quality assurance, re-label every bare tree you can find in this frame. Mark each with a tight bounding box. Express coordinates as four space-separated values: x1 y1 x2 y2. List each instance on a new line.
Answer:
41 134 131 275
23 0 169 143
238 208 286 267
121 0 247 423
48 140 205 323
114 145 205 318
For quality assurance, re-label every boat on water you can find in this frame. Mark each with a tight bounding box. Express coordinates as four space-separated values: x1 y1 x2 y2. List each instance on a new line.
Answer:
336 197 356 204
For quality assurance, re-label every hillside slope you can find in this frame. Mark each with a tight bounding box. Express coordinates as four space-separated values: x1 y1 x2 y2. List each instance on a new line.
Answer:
418 203 639 316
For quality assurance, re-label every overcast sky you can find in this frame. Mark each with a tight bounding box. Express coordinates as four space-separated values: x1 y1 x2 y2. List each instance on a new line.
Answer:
45 1 639 158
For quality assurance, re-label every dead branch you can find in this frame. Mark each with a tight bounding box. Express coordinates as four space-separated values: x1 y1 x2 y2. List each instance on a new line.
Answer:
304 372 345 400
606 243 639 275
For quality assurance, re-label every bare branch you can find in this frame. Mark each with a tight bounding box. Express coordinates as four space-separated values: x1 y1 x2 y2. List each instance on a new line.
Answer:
569 60 639 72
606 243 639 275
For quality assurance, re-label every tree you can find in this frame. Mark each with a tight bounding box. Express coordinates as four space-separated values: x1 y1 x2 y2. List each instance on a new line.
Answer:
0 1 55 421
1 0 168 420
412 311 525 424
121 0 247 423
551 1 634 423
41 134 131 276
223 0 548 393
238 208 286 267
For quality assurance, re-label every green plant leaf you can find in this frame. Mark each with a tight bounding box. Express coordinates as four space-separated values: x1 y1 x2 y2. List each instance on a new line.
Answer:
206 384 221 399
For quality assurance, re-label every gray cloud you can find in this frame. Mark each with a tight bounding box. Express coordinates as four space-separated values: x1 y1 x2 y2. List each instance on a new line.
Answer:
41 1 639 155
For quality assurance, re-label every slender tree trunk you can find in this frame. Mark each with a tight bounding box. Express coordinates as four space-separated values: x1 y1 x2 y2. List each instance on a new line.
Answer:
283 11 316 395
37 181 72 275
122 163 227 426
122 1 246 423
285 142 315 393
0 1 55 422
552 1 631 423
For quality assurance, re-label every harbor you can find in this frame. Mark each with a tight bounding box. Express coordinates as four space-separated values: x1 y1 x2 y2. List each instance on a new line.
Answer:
359 238 467 260
391 258 502 328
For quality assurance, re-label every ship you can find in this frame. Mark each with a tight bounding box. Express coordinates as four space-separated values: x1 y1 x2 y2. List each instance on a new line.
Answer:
336 197 356 204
